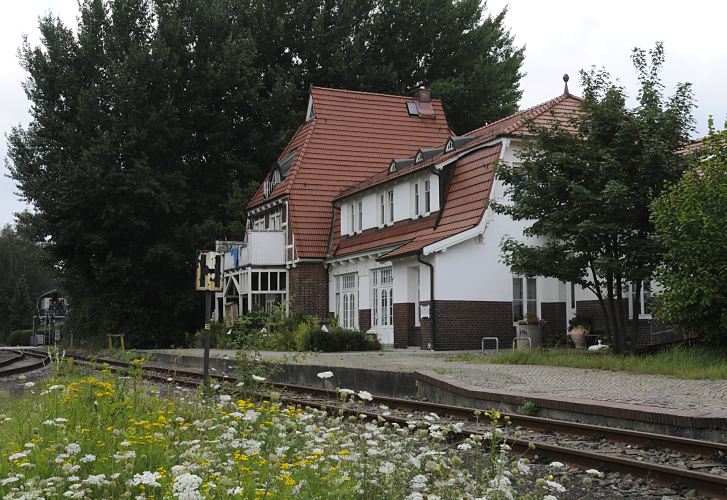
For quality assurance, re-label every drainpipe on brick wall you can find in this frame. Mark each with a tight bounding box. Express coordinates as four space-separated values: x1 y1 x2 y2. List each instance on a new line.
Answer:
417 252 435 350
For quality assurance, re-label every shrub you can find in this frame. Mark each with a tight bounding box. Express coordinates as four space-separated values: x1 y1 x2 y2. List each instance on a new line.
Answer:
6 329 33 346
305 329 381 352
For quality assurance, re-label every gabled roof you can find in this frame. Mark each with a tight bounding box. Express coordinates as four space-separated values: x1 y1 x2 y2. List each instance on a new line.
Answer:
330 144 502 259
248 87 451 258
336 93 582 201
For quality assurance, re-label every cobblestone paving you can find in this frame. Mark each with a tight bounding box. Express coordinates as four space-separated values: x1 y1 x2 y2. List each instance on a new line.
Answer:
150 348 727 415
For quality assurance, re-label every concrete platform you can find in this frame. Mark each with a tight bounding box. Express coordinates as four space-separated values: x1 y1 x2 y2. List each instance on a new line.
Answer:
140 348 727 440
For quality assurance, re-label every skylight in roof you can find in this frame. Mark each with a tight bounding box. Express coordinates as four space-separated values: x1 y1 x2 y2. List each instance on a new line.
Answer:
406 102 419 116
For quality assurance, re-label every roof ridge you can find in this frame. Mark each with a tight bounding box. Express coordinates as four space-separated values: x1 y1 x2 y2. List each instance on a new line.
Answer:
310 85 442 103
465 93 582 137
283 118 318 197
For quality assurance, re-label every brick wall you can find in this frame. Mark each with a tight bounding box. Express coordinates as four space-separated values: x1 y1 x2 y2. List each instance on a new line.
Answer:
541 302 566 343
576 299 659 346
358 309 371 332
419 300 514 351
393 303 415 348
288 262 328 320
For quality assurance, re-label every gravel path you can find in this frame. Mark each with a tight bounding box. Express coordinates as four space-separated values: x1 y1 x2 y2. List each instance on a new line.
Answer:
147 348 727 415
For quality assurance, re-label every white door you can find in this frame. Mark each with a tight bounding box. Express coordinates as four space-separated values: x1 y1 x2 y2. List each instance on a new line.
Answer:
371 268 394 344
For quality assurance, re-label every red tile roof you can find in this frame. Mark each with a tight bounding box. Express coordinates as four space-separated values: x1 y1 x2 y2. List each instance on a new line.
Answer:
336 93 582 200
331 144 502 259
248 87 451 258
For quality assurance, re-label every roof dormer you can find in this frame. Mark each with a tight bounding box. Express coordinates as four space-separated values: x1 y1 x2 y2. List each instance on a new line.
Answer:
414 147 444 164
444 135 476 153
389 158 415 173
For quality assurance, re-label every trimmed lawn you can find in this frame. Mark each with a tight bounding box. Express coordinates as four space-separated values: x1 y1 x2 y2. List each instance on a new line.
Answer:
448 346 727 380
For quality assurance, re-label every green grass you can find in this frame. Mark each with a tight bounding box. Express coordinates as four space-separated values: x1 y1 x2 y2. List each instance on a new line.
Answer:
448 345 727 379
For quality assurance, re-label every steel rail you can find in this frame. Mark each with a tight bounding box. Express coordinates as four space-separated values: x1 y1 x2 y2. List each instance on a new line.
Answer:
0 350 49 377
72 355 727 498
0 350 25 368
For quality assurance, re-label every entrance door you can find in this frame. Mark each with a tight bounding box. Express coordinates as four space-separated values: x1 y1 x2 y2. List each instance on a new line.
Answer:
371 268 394 344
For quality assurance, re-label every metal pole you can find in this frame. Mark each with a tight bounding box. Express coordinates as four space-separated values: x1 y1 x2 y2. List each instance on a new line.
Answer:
203 292 211 392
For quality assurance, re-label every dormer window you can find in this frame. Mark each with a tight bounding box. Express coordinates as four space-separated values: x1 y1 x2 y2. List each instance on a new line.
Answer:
445 139 454 153
389 161 397 173
415 151 424 163
271 169 281 184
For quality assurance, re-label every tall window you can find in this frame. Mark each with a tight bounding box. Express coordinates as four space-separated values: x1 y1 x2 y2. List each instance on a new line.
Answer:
512 276 537 322
372 268 393 327
424 180 431 213
357 201 363 231
349 204 355 234
379 194 385 226
628 279 653 319
388 190 394 222
414 183 420 216
337 273 358 329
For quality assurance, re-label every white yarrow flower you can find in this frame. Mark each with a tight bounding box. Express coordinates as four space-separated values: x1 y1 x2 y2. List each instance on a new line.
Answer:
251 375 266 382
549 461 564 468
357 390 373 401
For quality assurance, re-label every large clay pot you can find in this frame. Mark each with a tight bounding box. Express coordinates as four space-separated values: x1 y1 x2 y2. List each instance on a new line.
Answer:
570 326 588 349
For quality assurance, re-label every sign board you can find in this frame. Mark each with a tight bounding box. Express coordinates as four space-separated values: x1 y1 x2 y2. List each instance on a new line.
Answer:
420 305 431 319
54 329 61 342
195 251 223 292
35 334 45 346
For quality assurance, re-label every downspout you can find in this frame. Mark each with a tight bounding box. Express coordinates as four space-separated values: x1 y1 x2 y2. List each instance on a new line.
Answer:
417 252 435 351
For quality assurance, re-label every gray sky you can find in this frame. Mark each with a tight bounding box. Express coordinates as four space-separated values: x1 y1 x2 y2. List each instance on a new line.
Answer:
1 0 725 227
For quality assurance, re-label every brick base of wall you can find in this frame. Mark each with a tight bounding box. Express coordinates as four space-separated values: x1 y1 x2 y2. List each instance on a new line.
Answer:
393 303 415 349
358 309 371 332
289 262 328 320
541 302 566 344
420 300 515 351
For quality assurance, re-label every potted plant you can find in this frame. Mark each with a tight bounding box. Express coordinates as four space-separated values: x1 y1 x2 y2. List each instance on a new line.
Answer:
568 314 590 349
516 313 544 349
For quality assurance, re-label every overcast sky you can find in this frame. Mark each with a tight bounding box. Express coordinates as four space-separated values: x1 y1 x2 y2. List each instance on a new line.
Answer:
1 0 725 228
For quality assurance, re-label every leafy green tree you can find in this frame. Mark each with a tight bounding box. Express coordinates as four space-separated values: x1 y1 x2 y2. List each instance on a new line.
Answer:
493 43 694 353
0 224 55 335
7 0 523 345
652 120 727 348
8 276 34 330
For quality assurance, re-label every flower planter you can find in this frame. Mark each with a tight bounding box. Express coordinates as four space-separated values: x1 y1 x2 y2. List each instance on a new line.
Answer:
569 326 588 349
517 325 543 350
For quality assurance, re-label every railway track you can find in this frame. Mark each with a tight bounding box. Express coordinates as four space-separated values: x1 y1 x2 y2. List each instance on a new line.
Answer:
0 349 49 377
73 355 727 499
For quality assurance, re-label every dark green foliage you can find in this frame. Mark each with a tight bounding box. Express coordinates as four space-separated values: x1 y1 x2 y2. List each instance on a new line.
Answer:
0 224 55 334
305 329 381 352
3 330 34 346
493 43 694 353
8 0 523 346
652 121 727 348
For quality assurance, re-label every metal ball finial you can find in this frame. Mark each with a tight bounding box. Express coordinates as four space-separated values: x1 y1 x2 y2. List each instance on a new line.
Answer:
562 73 570 95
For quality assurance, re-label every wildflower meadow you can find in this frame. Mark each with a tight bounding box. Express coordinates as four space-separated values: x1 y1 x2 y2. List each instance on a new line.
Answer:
0 362 569 499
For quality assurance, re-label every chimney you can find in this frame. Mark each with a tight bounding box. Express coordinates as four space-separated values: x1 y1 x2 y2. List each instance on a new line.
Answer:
415 87 431 103
414 87 435 117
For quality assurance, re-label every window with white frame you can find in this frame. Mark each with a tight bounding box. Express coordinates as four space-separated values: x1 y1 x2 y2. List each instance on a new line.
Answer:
371 268 393 328
414 183 420 216
512 276 537 322
357 201 363 231
336 273 358 329
250 270 287 312
424 180 431 213
628 279 653 319
349 204 355 234
379 194 385 226
388 190 394 223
